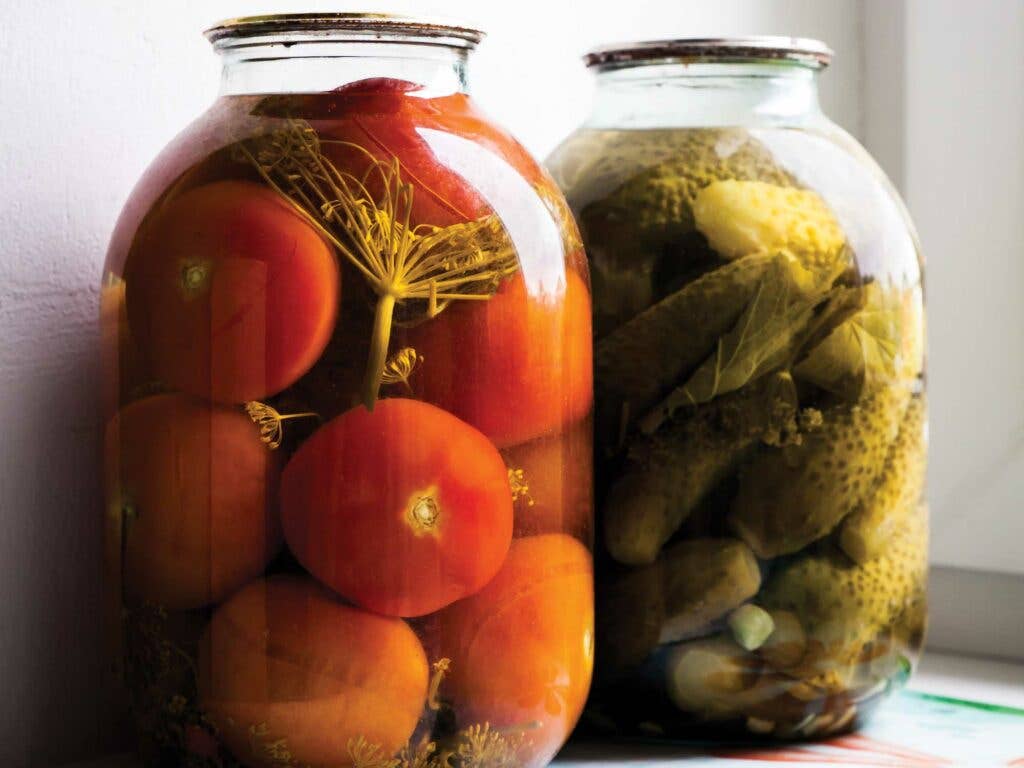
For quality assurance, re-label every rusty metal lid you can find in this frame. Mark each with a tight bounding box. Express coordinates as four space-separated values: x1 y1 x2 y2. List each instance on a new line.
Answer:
584 36 833 69
205 12 485 49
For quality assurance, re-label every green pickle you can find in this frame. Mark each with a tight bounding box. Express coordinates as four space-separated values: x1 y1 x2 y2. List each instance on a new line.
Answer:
730 383 910 558
548 124 926 741
761 503 928 684
599 538 762 671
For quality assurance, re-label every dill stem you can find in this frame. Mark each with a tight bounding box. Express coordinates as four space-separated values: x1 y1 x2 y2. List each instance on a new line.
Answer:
363 292 397 410
277 412 319 421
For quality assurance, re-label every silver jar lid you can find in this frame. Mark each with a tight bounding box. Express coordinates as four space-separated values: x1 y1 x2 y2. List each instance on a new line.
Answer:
204 12 485 50
584 36 833 69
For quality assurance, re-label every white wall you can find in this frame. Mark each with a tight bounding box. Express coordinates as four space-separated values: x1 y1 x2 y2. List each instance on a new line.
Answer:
901 0 1024 576
0 1 865 765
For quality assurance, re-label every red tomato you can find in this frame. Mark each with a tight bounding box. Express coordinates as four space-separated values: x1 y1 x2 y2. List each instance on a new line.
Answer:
200 576 428 768
437 534 594 768
318 84 488 227
281 398 513 617
315 78 552 227
502 417 593 542
417 90 546 187
409 270 593 448
105 393 282 610
125 180 339 403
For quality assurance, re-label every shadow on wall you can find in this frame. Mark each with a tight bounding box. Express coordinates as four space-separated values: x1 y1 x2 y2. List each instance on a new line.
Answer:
0 279 117 764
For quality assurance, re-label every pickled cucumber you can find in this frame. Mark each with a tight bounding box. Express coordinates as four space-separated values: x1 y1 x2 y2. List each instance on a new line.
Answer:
840 396 927 564
664 636 823 723
603 437 735 566
693 180 846 267
659 539 763 645
761 505 927 680
728 604 776 651
604 373 799 565
596 251 781 420
892 577 928 648
730 384 910 557
663 637 759 719
554 130 714 210
564 128 799 338
599 538 761 669
758 610 807 669
647 258 833 414
579 129 798 248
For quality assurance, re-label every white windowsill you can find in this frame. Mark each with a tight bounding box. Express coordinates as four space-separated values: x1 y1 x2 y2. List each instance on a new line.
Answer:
64 651 1024 768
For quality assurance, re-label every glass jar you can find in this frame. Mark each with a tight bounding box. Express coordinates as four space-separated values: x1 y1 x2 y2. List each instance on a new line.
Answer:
102 14 593 768
547 37 926 741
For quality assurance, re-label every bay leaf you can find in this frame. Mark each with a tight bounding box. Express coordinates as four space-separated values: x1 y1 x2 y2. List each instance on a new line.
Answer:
794 281 908 399
640 258 821 425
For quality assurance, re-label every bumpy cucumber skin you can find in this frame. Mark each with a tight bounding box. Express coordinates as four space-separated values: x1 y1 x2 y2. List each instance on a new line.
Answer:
693 180 846 267
566 129 797 337
603 432 739 566
730 384 910 558
597 252 780 422
604 374 800 566
761 505 928 680
840 396 927 564
583 130 799 246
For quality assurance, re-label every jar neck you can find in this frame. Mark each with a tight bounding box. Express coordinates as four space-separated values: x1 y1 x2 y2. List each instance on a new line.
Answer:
586 61 823 129
217 40 470 97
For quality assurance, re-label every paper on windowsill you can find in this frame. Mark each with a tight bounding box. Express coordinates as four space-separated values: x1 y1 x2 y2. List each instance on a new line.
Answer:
557 690 1024 766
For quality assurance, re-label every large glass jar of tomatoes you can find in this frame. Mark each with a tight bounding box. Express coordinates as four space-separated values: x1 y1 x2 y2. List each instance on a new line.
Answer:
547 38 926 741
102 15 593 768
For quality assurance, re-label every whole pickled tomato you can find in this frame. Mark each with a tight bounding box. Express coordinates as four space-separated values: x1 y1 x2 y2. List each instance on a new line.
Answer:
199 576 429 768
107 393 282 610
280 398 514 618
124 181 340 404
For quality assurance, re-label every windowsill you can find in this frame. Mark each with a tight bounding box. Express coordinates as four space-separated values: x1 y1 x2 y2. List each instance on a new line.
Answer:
911 649 1024 709
64 651 1024 768
555 651 1024 764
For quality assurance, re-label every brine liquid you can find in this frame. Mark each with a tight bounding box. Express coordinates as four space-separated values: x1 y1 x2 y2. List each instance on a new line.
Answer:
103 86 594 768
547 126 926 741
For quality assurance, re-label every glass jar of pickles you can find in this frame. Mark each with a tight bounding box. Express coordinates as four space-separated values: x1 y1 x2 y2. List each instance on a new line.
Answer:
547 37 926 741
102 14 593 768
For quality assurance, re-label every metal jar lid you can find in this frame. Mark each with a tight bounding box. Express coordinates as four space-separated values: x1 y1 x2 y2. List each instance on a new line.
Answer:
204 12 485 50
584 36 833 69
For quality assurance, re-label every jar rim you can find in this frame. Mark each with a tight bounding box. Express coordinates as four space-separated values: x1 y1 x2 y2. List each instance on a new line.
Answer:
584 36 833 70
204 12 485 50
